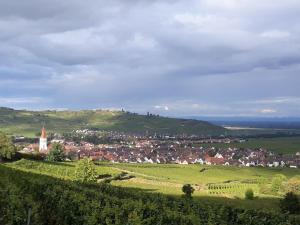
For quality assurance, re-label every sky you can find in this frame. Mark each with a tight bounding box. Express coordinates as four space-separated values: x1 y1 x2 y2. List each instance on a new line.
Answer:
1 0 300 117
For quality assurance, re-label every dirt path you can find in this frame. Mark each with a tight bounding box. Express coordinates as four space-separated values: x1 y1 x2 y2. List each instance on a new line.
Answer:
112 167 163 180
127 177 183 188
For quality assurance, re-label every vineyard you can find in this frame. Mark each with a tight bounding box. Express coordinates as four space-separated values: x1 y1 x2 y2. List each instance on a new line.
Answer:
1 163 300 225
207 183 259 196
4 159 300 212
8 159 119 180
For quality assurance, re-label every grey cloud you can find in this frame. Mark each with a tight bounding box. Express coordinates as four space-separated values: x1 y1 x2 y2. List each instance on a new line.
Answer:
0 0 300 116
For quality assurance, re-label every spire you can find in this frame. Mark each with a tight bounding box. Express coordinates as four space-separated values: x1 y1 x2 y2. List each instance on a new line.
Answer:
41 127 47 139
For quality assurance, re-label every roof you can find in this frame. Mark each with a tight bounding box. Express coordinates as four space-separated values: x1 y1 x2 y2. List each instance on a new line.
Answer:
205 156 225 165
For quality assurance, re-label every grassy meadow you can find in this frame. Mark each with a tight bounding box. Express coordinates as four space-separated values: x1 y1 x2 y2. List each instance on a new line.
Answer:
5 159 300 212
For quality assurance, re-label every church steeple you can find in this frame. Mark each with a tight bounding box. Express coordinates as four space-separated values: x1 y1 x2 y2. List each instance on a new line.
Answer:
41 127 47 139
39 127 48 152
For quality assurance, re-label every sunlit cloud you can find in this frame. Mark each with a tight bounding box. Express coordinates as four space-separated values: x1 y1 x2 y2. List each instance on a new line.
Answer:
259 109 277 114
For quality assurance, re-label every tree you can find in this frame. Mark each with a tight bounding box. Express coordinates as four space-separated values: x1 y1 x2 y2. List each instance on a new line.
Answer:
75 157 97 183
182 184 194 198
0 132 16 161
245 189 254 200
271 174 287 194
279 192 300 214
46 143 65 162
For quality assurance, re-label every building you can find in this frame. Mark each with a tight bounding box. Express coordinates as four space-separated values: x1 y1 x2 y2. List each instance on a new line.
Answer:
39 127 48 152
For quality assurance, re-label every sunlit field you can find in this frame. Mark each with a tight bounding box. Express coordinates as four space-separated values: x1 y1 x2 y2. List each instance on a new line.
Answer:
6 159 300 211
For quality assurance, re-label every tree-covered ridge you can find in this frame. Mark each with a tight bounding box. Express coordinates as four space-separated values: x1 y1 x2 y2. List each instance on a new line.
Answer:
0 107 225 137
0 164 299 225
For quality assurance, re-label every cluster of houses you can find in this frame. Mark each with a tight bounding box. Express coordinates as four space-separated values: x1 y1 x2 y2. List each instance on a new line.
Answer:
22 140 300 169
20 128 300 168
77 142 300 168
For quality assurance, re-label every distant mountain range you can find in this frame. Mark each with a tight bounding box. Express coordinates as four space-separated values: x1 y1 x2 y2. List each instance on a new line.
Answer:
0 107 226 137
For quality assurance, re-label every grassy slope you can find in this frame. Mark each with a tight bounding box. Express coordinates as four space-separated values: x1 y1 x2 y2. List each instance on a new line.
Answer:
198 136 300 154
6 160 300 211
0 107 225 137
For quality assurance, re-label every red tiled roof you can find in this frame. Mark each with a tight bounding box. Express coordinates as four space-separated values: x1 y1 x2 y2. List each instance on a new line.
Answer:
205 156 225 165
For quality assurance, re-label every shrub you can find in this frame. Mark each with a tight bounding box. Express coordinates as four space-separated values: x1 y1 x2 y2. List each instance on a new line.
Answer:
75 157 97 183
45 143 65 162
245 189 254 200
279 192 300 214
200 168 206 173
182 184 195 198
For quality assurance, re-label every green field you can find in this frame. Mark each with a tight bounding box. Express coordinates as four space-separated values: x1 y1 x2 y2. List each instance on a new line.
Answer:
0 107 225 137
199 136 300 154
6 159 300 212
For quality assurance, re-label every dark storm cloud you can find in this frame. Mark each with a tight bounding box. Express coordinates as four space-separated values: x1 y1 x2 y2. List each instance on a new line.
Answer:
0 0 300 116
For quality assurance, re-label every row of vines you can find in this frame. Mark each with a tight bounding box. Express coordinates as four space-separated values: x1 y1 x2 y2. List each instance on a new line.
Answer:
207 183 259 196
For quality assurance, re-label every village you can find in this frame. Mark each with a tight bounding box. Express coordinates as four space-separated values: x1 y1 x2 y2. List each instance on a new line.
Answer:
19 128 300 168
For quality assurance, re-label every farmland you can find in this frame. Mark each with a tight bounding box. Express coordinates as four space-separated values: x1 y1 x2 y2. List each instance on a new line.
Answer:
5 159 300 212
199 136 300 154
2 162 299 225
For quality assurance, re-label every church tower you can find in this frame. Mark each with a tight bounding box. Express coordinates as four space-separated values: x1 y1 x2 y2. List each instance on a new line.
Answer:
39 127 47 152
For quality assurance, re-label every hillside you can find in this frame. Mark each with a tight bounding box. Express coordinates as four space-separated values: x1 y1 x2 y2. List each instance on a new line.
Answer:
7 159 300 211
2 162 299 225
1 159 299 225
0 107 226 137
